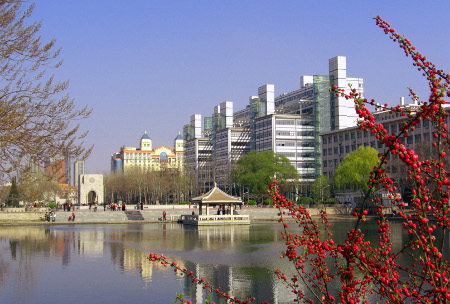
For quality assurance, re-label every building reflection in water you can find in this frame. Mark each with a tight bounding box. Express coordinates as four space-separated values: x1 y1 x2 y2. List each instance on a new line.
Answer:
0 221 430 303
0 223 289 303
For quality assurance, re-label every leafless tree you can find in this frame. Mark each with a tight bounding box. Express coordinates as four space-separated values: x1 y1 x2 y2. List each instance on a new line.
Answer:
0 1 92 181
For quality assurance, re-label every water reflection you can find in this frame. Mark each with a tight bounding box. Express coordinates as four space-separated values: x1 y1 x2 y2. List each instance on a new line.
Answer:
0 221 446 304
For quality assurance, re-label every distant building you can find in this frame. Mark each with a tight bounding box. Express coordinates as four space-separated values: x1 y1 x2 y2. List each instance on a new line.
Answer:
44 156 66 184
64 151 72 187
57 184 78 205
73 160 85 187
111 131 184 173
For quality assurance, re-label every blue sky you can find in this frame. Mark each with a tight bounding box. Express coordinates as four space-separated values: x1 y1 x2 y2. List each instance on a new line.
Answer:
32 0 450 174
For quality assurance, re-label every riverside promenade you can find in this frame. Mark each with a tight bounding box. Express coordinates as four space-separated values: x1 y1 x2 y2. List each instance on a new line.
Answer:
0 205 356 225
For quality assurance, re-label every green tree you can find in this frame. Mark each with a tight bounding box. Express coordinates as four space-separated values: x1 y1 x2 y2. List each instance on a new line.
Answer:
311 174 331 202
232 150 299 199
0 1 92 181
6 177 19 207
333 146 379 194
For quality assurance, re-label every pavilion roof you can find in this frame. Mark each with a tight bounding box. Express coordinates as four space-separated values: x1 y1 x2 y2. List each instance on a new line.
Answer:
191 185 242 204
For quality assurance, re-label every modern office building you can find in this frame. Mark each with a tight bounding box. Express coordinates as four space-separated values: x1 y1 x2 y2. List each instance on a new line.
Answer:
321 99 450 178
183 56 364 194
111 131 184 174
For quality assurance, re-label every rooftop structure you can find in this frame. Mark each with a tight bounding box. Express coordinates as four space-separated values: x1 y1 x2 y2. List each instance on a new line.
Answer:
180 185 249 226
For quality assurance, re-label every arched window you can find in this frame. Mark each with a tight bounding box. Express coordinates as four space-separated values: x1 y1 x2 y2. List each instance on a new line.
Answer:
160 152 168 163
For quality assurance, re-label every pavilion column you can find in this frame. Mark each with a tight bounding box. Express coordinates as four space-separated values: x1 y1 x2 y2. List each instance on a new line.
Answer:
206 204 209 215
230 203 233 215
199 203 203 215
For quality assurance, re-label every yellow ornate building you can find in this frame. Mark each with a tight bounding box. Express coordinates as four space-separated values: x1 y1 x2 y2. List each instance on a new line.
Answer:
111 131 184 173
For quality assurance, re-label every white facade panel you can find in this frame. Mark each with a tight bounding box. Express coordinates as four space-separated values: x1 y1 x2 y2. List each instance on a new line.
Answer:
258 84 275 115
191 114 202 138
301 76 313 88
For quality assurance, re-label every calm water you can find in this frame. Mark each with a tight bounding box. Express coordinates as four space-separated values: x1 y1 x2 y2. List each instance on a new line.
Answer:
0 220 446 304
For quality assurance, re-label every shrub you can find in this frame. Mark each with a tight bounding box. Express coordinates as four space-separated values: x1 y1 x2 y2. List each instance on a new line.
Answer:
263 199 273 205
321 199 339 205
246 200 257 205
299 196 313 204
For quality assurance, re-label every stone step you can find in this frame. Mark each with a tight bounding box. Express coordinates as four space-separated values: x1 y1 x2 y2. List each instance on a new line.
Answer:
124 211 144 221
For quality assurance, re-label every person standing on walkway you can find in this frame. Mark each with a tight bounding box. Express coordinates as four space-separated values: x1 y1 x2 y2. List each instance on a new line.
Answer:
72 212 75 222
163 211 166 221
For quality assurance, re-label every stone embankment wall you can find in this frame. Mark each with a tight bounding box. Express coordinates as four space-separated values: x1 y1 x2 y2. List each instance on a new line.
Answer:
0 205 358 224
0 211 46 222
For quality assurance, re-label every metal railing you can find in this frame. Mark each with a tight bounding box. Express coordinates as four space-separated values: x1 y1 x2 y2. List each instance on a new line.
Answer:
180 214 249 222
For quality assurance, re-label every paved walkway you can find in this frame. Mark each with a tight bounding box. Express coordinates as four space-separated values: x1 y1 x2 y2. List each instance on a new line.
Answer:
1 205 359 225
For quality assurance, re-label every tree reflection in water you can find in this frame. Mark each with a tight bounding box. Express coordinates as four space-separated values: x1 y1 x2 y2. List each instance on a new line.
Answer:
0 221 442 303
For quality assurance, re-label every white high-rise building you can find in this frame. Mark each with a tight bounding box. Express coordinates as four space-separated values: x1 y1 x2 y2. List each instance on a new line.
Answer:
183 56 364 194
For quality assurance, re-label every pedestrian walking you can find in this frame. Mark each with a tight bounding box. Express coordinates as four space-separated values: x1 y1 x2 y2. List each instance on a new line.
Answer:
163 211 166 221
72 213 75 222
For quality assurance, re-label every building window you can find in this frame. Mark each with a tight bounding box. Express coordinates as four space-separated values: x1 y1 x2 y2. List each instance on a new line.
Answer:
351 132 355 140
345 133 349 140
345 146 350 153
323 149 327 156
407 136 413 144
339 134 343 141
357 131 362 139
415 134 421 143
334 135 338 143
322 137 327 144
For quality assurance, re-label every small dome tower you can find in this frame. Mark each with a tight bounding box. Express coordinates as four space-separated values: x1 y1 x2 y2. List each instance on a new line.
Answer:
140 131 152 151
174 131 184 152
